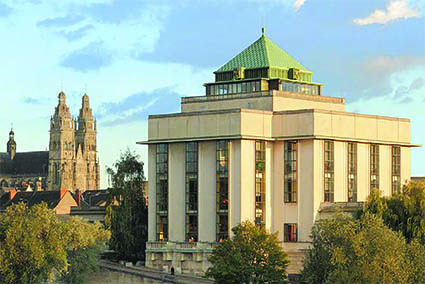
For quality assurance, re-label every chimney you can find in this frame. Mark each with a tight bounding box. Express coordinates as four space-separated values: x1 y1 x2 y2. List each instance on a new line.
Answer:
60 188 67 199
75 188 81 206
9 189 17 200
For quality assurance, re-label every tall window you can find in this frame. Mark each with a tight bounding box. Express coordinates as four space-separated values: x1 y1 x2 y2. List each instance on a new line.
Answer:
392 146 401 194
255 141 266 227
216 140 229 242
185 142 198 242
284 224 297 242
156 144 168 241
348 143 357 202
324 141 334 202
370 144 380 190
284 141 297 203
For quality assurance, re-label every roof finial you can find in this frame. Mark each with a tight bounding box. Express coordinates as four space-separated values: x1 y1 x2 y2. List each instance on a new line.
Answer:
262 17 266 36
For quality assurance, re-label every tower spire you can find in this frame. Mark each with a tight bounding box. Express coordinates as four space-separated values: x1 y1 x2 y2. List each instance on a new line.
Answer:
262 17 266 36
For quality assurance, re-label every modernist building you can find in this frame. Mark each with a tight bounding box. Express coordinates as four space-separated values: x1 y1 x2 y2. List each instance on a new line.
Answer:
0 92 100 193
140 30 416 275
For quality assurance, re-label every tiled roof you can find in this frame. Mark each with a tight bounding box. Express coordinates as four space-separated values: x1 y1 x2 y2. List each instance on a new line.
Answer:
3 191 62 209
215 35 310 73
0 151 49 176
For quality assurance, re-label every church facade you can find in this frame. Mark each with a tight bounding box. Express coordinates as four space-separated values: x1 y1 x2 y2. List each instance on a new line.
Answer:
48 92 100 192
0 92 100 192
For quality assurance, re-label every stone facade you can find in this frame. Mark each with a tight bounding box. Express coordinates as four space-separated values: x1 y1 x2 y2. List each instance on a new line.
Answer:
48 92 100 192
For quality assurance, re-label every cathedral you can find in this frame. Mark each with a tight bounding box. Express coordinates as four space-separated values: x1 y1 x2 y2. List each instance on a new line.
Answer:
48 92 100 192
0 92 100 192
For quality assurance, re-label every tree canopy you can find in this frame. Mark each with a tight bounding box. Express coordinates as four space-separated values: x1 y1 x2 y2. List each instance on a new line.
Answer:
300 212 425 284
106 149 148 261
360 181 425 244
205 221 290 284
0 203 110 284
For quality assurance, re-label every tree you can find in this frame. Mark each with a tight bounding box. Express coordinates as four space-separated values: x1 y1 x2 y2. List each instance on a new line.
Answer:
106 149 148 261
360 181 425 244
300 213 421 284
205 221 290 284
60 217 110 284
0 203 110 284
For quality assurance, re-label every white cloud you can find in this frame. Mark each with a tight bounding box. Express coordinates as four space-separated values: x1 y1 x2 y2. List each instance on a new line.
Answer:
293 0 306 11
354 0 420 25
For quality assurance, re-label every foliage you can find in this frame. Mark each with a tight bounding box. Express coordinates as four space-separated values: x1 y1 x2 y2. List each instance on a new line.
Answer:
205 221 290 284
0 203 67 284
60 218 110 284
106 149 148 261
0 203 110 284
300 213 424 284
361 181 425 244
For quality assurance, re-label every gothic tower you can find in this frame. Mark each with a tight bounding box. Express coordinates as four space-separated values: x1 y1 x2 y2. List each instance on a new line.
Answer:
48 91 76 191
75 94 100 190
7 128 16 160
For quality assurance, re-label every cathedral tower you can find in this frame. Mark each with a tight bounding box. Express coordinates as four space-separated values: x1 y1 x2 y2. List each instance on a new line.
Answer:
7 128 16 160
48 91 76 191
75 94 100 190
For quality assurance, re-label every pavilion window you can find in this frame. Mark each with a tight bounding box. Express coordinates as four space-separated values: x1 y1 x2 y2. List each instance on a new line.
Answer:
156 143 168 241
284 223 297 242
255 141 266 227
185 142 198 242
324 141 334 202
348 142 357 202
392 146 401 194
284 141 297 203
216 140 229 242
370 144 380 190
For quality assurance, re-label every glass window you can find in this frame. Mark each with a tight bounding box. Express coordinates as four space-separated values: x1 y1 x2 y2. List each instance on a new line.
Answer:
324 141 334 202
284 141 297 203
217 140 229 242
348 143 357 202
185 142 198 242
392 146 401 194
156 143 168 241
284 224 297 242
370 144 380 190
255 141 266 227
237 83 242 93
241 82 247 93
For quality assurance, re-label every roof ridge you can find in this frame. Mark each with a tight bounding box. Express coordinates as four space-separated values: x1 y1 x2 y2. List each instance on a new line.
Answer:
262 35 271 68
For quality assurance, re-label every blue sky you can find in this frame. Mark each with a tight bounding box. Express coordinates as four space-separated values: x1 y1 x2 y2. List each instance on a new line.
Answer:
0 0 423 187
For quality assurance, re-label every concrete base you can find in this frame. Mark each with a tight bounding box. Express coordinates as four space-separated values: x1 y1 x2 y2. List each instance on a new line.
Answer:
146 241 309 276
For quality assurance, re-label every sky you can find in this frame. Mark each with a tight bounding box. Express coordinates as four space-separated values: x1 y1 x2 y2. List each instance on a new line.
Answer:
0 0 424 188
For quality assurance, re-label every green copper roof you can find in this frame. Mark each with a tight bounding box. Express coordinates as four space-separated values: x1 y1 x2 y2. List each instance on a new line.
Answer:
215 35 311 73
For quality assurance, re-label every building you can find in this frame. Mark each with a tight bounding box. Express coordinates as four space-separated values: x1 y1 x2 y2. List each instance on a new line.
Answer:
0 188 78 215
0 92 100 193
140 30 417 275
48 92 100 192
0 129 49 190
70 189 108 223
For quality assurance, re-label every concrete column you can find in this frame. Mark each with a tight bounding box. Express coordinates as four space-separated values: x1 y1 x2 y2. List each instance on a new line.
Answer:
380 145 391 197
229 140 241 236
401 147 411 186
299 139 315 242
334 141 347 202
357 143 369 202
272 141 284 240
198 141 216 242
240 140 255 222
148 144 157 241
265 141 273 232
169 143 185 242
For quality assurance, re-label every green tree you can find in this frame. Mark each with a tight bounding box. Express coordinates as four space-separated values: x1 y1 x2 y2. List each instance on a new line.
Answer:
60 217 110 284
205 221 290 284
301 213 418 284
0 203 110 284
106 149 148 261
361 181 425 244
